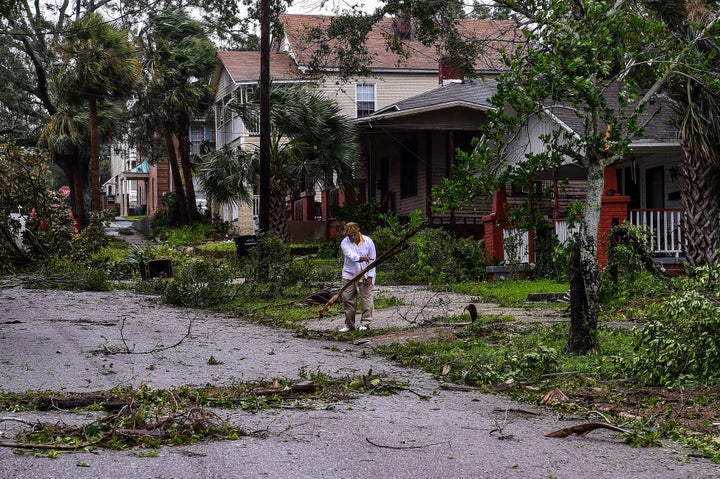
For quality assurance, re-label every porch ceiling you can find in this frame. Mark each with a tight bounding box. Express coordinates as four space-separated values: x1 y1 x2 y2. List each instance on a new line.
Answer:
120 172 149 180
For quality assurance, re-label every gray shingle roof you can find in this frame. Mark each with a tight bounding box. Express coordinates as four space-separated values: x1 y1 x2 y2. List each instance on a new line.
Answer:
371 78 498 117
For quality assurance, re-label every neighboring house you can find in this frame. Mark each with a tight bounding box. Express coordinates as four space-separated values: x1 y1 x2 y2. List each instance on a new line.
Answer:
354 78 498 237
104 121 210 220
209 14 520 240
211 50 309 235
356 78 685 272
103 141 141 216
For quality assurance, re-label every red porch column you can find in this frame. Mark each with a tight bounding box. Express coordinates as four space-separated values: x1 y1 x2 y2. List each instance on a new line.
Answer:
298 191 315 221
483 184 508 263
598 165 631 268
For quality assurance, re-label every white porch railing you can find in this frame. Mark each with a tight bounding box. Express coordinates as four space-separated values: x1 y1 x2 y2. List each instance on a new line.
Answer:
629 208 684 256
502 228 530 263
554 219 580 246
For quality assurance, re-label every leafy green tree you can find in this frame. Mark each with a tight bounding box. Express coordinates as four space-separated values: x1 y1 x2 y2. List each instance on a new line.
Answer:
198 83 356 239
37 105 90 229
133 8 217 224
300 0 518 81
54 12 142 213
0 142 52 269
433 0 717 354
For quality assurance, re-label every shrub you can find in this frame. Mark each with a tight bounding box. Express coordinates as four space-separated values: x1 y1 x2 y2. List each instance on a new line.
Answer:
380 228 485 285
151 192 181 232
164 224 215 247
162 259 235 308
618 264 720 386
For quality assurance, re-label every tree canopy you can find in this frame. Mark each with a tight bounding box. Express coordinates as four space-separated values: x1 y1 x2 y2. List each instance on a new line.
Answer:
432 0 720 353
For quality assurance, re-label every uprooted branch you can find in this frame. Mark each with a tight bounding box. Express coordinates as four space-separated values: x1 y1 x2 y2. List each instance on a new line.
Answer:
365 437 449 450
545 422 630 438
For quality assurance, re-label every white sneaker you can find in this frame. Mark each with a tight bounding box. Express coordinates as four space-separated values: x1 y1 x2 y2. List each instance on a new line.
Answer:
358 325 368 331
338 326 352 332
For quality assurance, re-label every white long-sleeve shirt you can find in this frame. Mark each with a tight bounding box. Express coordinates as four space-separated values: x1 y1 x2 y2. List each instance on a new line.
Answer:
340 234 376 281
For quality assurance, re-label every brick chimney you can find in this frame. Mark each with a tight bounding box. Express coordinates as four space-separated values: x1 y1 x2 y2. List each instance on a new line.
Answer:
439 55 463 84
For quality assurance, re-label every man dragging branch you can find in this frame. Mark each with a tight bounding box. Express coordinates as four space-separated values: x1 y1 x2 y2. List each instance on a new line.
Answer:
338 222 376 332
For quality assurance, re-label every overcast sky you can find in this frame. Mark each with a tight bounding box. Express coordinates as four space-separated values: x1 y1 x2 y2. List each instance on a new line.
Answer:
286 0 382 14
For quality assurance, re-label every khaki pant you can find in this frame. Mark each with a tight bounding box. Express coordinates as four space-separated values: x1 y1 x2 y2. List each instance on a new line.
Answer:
341 279 374 329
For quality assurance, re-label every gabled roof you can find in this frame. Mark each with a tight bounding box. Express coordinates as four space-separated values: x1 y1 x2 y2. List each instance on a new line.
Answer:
356 79 679 148
215 51 307 83
547 84 680 145
357 79 497 123
279 14 521 72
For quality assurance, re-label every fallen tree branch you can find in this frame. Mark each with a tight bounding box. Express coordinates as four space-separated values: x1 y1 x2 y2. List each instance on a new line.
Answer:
365 437 449 450
545 422 629 438
252 380 318 396
318 223 426 319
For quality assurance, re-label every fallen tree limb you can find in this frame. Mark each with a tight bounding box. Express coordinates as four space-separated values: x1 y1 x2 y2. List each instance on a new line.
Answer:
545 422 629 438
365 437 449 450
318 223 426 318
252 380 318 396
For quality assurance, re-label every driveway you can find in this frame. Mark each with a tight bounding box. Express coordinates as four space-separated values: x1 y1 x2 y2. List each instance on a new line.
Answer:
0 285 716 479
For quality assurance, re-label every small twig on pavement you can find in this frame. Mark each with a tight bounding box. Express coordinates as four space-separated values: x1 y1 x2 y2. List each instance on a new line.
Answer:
117 315 193 355
365 437 449 450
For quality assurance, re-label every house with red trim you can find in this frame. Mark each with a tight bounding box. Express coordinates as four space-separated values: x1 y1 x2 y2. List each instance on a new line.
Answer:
354 79 685 274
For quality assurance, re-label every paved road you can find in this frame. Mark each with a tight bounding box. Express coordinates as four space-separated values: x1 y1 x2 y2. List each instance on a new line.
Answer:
0 286 717 479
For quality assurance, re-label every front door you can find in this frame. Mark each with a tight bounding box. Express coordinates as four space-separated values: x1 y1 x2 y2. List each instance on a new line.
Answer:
646 166 665 209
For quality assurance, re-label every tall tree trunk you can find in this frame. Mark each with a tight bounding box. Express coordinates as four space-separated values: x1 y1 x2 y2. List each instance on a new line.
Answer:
681 150 720 267
88 97 101 212
70 153 87 229
176 119 199 223
165 130 189 224
567 161 603 355
269 177 288 240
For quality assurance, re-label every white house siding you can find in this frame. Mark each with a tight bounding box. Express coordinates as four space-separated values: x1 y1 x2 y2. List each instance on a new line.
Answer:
317 73 441 119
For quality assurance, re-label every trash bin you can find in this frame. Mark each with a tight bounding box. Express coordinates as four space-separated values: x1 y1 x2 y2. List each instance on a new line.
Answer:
134 204 147 216
234 235 258 258
140 259 173 280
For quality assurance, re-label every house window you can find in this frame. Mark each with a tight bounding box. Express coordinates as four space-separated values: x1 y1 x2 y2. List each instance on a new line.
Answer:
190 125 211 156
400 139 418 198
356 84 376 118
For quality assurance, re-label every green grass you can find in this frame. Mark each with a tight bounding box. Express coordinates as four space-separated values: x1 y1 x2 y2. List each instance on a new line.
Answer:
198 241 236 252
452 278 569 306
374 320 635 392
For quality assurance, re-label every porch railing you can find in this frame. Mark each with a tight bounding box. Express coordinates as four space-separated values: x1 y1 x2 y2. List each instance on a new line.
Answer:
629 208 684 256
554 219 580 246
503 210 684 265
502 228 530 264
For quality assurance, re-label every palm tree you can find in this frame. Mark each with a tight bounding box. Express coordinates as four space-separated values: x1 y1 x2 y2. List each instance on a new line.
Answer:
54 12 141 213
38 106 88 229
39 102 122 229
198 83 357 238
134 8 217 224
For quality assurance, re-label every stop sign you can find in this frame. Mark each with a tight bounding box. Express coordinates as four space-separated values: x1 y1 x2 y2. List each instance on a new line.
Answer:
59 186 71 198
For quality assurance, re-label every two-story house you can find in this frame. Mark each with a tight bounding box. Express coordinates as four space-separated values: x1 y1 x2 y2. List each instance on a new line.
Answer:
211 13 521 240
